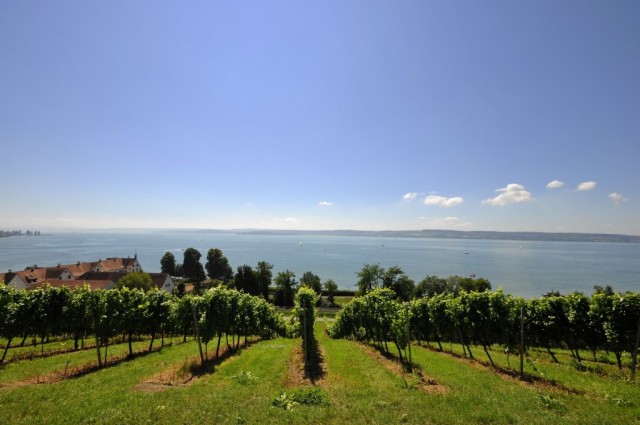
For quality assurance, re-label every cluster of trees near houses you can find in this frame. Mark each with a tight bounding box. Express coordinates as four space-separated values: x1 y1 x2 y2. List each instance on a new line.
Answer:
159 248 493 307
159 248 340 307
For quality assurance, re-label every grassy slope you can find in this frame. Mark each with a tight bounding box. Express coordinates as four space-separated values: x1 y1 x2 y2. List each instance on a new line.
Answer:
0 324 638 424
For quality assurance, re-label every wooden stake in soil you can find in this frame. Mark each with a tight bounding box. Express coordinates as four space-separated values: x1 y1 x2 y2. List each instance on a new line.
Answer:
190 303 206 370
405 304 412 372
303 307 309 365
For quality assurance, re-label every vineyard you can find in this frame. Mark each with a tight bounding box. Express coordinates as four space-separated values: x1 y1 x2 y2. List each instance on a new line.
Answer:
1 283 639 424
330 288 640 376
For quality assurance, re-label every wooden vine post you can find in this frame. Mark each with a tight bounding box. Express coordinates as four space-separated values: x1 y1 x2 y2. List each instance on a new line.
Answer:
302 306 309 364
405 304 412 372
190 302 205 370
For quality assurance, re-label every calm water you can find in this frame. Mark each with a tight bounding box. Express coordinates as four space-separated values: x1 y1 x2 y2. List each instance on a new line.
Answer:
0 231 638 298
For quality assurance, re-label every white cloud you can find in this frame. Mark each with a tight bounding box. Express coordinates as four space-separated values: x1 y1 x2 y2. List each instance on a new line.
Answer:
577 181 597 191
483 183 532 206
424 195 464 207
402 192 418 201
546 180 564 189
318 201 333 207
608 192 628 204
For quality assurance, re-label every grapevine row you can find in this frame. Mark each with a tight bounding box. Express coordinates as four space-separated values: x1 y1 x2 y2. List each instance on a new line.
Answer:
0 283 285 365
330 288 640 375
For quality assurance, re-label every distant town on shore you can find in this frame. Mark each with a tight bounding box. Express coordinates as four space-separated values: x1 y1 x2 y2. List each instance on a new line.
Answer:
0 230 41 237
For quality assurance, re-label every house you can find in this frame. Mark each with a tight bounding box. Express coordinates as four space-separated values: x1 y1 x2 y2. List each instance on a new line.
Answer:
93 256 142 273
44 267 75 281
2 265 76 289
79 271 131 284
60 261 96 279
0 271 28 290
1 254 159 292
79 271 174 293
149 273 175 292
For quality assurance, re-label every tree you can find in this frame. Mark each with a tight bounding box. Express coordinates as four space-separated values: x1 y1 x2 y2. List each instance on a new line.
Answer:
382 266 404 289
274 270 297 307
356 263 384 295
381 266 414 301
459 276 492 293
234 265 259 296
182 248 202 281
192 262 207 294
593 285 615 296
255 261 273 301
414 276 447 298
175 280 186 297
116 272 153 291
160 252 177 275
391 275 415 302
205 248 233 283
324 279 338 306
300 271 322 294
182 248 204 293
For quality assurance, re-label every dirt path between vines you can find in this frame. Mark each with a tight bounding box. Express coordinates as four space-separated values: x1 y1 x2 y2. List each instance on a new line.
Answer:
135 339 259 392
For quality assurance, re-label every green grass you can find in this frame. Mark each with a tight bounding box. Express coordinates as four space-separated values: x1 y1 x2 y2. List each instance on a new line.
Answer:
332 296 353 307
0 326 638 424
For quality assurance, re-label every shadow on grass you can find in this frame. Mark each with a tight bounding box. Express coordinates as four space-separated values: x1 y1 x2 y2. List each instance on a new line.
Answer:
135 338 263 392
417 343 584 395
0 344 172 389
0 335 182 365
303 337 326 384
66 345 168 380
356 342 447 394
185 339 260 378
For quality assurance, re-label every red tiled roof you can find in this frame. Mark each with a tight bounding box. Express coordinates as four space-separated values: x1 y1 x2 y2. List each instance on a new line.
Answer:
60 262 95 278
44 267 72 280
17 267 47 284
148 273 172 290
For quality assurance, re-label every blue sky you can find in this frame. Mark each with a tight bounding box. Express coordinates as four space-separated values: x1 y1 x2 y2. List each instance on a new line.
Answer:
1 1 639 234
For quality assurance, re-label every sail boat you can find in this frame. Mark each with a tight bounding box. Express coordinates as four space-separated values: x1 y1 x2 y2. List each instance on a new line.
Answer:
463 245 469 255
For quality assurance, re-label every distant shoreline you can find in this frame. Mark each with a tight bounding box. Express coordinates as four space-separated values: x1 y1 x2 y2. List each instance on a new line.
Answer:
17 228 640 243
207 229 640 243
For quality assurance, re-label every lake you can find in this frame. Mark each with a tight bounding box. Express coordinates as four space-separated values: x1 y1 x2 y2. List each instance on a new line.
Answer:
0 231 638 298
